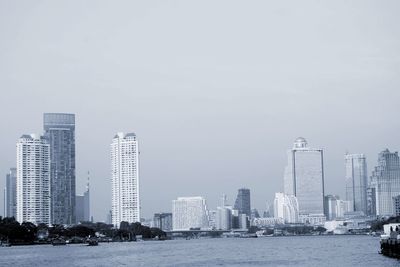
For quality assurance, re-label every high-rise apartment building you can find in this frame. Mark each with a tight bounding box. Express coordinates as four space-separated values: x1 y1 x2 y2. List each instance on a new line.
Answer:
4 168 17 218
16 134 51 225
172 197 209 231
234 188 251 217
284 137 325 218
345 154 368 214
274 192 299 223
370 149 400 216
111 132 140 227
44 113 76 225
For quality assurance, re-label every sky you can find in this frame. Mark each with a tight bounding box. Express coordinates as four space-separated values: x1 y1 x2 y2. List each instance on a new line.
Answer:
0 0 399 221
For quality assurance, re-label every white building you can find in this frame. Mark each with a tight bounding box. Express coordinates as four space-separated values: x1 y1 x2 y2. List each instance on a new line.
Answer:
274 192 299 223
111 132 140 227
251 217 284 227
284 137 325 223
172 197 209 230
16 134 51 225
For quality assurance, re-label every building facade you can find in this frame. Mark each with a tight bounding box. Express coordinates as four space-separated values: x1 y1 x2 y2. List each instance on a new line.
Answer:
284 137 325 220
16 134 51 225
370 149 400 216
153 213 173 231
111 133 140 227
393 195 400 216
274 192 299 223
172 197 209 231
44 113 76 225
345 154 368 215
324 195 353 220
234 188 251 217
5 168 17 218
76 179 90 223
216 206 232 230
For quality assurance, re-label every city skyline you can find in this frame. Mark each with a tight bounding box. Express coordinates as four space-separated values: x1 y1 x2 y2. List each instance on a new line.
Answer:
1 1 400 221
3 117 398 222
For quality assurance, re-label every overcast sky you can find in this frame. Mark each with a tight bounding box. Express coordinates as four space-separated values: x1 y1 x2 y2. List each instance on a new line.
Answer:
1 0 399 221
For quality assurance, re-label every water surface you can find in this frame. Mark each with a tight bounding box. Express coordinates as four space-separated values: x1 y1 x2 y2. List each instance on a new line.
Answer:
0 235 397 267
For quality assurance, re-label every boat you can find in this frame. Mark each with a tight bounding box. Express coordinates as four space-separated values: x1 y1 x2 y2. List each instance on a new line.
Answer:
52 238 67 246
1 240 11 247
87 239 99 246
380 223 400 258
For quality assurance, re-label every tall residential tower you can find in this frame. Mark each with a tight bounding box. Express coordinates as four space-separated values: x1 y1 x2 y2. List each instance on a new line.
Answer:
16 134 51 225
44 113 76 225
111 133 140 227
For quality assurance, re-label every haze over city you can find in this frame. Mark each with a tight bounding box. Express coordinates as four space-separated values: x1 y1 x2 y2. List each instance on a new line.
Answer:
1 0 400 222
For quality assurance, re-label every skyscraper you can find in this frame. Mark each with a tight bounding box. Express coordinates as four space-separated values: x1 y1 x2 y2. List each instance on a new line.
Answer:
284 137 325 219
234 188 251 217
172 197 209 231
345 154 368 214
4 168 17 218
44 113 76 225
111 132 140 227
16 134 51 225
370 149 400 216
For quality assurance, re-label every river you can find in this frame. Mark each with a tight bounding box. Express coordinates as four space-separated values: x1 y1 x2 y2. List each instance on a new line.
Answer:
0 235 397 266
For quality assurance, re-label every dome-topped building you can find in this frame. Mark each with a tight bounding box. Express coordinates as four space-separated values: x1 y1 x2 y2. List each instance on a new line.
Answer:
293 137 308 149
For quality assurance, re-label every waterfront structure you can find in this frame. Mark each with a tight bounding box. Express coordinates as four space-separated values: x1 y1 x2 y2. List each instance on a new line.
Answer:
251 217 283 227
273 192 299 223
172 197 209 231
234 188 251 217
345 154 368 214
44 113 76 225
4 168 17 218
370 149 400 216
284 137 325 222
16 134 51 224
324 195 353 220
111 132 140 227
298 214 326 225
153 213 173 231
